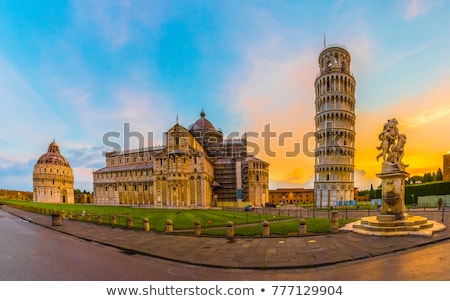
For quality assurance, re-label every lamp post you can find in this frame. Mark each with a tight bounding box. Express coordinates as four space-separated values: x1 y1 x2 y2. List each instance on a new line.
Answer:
412 194 415 209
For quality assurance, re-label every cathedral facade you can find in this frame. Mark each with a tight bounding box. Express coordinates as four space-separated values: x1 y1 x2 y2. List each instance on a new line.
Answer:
93 112 269 208
33 140 75 204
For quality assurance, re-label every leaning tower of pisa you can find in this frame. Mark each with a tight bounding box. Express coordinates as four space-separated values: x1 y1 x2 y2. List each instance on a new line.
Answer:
314 44 356 208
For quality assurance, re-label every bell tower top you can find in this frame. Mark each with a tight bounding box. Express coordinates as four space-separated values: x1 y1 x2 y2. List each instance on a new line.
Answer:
318 44 351 75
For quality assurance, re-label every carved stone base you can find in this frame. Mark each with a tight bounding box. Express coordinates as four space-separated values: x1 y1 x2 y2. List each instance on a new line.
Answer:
343 215 446 237
377 171 409 220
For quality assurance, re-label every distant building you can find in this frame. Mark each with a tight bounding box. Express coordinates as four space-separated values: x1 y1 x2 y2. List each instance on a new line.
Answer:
268 188 314 206
75 192 93 204
33 140 74 203
354 187 370 203
444 153 450 182
0 189 33 201
93 111 269 208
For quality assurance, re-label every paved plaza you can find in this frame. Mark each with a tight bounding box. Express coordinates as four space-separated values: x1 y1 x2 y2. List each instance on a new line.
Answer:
2 205 449 269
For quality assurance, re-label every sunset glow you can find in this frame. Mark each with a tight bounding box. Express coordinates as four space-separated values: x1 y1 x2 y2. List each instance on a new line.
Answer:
1 1 449 192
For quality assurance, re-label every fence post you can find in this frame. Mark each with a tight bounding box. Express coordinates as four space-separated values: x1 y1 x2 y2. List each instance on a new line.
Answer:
299 219 307 235
97 215 103 224
111 215 117 226
165 219 173 233
331 211 339 233
194 220 201 236
262 221 270 237
143 218 150 231
127 216 133 228
226 221 234 238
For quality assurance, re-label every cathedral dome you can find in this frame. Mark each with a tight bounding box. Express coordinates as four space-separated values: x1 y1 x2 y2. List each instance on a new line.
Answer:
36 140 71 167
189 110 223 146
189 110 216 131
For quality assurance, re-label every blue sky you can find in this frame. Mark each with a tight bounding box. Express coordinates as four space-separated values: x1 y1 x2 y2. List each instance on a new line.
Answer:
1 0 450 192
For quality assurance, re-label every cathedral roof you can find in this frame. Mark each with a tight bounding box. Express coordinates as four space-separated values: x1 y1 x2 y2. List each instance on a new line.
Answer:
189 110 216 132
36 140 71 167
95 163 153 173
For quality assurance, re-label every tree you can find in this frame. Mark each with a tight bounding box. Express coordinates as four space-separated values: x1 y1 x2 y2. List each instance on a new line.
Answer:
408 175 423 184
423 172 433 183
369 184 376 200
436 168 443 181
358 190 369 196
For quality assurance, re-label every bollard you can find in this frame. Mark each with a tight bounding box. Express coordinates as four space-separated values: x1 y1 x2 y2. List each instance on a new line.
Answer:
299 218 307 235
194 220 201 236
262 220 270 237
51 213 62 226
60 210 65 219
127 216 134 228
226 221 234 238
111 215 117 226
143 218 150 232
97 215 103 224
165 219 173 233
86 213 91 222
68 210 73 219
442 208 445 222
77 213 82 221
331 210 339 233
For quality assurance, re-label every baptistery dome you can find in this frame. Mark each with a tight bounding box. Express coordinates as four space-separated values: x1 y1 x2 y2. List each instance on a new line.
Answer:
36 140 71 167
33 140 74 204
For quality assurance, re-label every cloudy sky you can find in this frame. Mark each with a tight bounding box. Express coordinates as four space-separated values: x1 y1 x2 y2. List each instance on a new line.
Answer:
1 0 449 192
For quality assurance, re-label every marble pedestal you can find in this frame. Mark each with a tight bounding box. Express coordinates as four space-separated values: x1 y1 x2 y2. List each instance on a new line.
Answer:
377 170 409 220
347 165 446 237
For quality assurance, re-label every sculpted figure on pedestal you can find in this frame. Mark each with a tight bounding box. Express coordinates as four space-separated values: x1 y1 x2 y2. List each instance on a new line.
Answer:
376 118 408 173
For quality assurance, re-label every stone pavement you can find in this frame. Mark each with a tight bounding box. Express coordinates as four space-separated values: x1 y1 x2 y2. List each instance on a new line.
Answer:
2 205 450 269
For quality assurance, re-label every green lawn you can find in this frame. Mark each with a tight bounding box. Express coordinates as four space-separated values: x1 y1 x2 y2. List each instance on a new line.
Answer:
0 200 292 232
1 199 357 235
201 218 358 236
